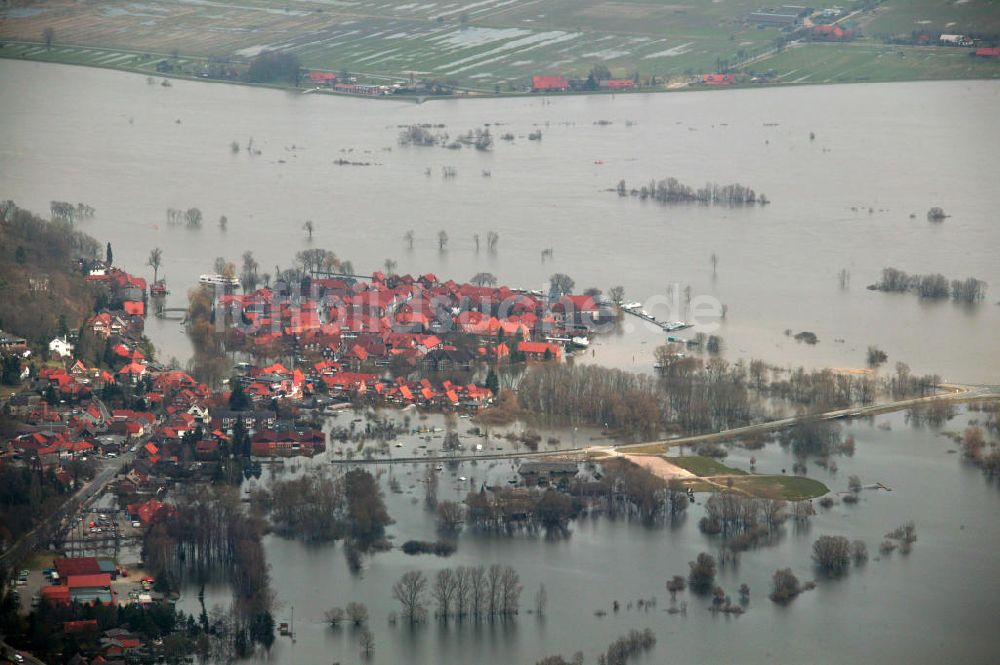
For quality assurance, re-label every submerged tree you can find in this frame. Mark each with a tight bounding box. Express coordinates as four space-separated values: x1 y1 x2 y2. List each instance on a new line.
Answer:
392 571 428 624
148 247 163 283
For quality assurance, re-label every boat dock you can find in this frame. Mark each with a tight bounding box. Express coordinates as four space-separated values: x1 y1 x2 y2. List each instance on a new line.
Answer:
620 305 692 332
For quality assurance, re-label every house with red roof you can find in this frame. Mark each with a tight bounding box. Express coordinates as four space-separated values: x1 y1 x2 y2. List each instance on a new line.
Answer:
308 71 337 84
599 79 635 90
532 75 569 92
518 341 562 361
702 73 737 86
811 24 850 41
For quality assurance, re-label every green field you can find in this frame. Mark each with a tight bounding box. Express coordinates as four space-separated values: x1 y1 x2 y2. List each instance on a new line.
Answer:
760 42 1000 84
728 475 829 501
670 455 747 477
1 0 997 90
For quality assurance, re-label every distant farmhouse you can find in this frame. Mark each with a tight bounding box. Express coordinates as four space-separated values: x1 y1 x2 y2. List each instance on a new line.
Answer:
531 75 569 92
748 5 811 28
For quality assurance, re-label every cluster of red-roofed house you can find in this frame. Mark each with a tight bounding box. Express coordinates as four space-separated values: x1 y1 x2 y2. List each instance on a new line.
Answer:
217 271 604 369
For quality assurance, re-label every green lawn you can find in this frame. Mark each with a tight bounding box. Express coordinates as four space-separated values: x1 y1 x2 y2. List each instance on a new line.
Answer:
730 475 829 501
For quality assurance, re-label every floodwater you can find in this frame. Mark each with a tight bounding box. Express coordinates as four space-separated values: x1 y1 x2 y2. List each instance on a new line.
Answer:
176 406 1000 665
3 60 1000 664
1 60 999 382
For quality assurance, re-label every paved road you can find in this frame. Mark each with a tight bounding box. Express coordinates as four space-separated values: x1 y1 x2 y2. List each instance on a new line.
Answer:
330 384 1000 465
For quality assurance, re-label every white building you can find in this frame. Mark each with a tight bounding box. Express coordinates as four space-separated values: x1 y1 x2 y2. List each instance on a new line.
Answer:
49 336 75 358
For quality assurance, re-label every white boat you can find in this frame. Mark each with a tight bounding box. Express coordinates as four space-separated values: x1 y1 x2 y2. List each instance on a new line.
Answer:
199 273 239 287
623 301 642 310
571 336 590 348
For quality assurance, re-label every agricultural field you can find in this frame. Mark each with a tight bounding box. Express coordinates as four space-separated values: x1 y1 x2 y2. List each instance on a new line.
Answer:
759 42 1000 84
0 0 997 90
860 0 1000 37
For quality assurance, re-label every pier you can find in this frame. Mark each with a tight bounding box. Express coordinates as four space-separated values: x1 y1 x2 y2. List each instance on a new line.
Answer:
621 305 692 332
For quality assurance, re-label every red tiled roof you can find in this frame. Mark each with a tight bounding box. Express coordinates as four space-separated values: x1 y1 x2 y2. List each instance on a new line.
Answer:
532 75 568 91
67 573 112 589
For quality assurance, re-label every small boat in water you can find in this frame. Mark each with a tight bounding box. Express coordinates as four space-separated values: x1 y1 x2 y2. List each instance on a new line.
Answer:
571 336 590 348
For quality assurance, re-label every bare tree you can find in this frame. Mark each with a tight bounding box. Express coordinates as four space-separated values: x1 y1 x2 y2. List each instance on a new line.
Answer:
437 500 464 532
392 571 428 624
404 230 414 248
424 466 438 509
42 27 55 49
769 568 801 604
185 207 203 228
147 247 163 283
324 607 345 626
384 258 398 275
499 566 521 616
710 253 718 275
345 601 369 626
609 285 625 304
471 272 497 287
218 215 228 231
453 566 471 619
534 583 547 616
432 568 457 619
303 220 314 240
813 535 851 576
549 273 575 296
474 233 480 251
468 565 487 619
438 230 449 250
487 230 499 251
359 628 374 657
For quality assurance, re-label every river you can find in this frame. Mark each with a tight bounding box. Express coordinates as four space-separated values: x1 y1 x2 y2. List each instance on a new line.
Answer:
2 60 1000 664
1 60 999 382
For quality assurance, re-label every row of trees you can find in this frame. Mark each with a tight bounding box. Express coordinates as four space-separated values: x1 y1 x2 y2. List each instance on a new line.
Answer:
871 267 987 303
617 177 768 206
464 487 582 534
536 628 655 665
391 564 523 624
49 200 94 224
165 207 203 228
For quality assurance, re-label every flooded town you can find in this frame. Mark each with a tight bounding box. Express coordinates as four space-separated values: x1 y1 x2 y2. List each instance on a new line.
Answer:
1 2 999 664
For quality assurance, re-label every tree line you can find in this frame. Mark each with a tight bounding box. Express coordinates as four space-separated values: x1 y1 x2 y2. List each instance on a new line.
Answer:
869 267 987 303
616 177 768 206
391 564 522 624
